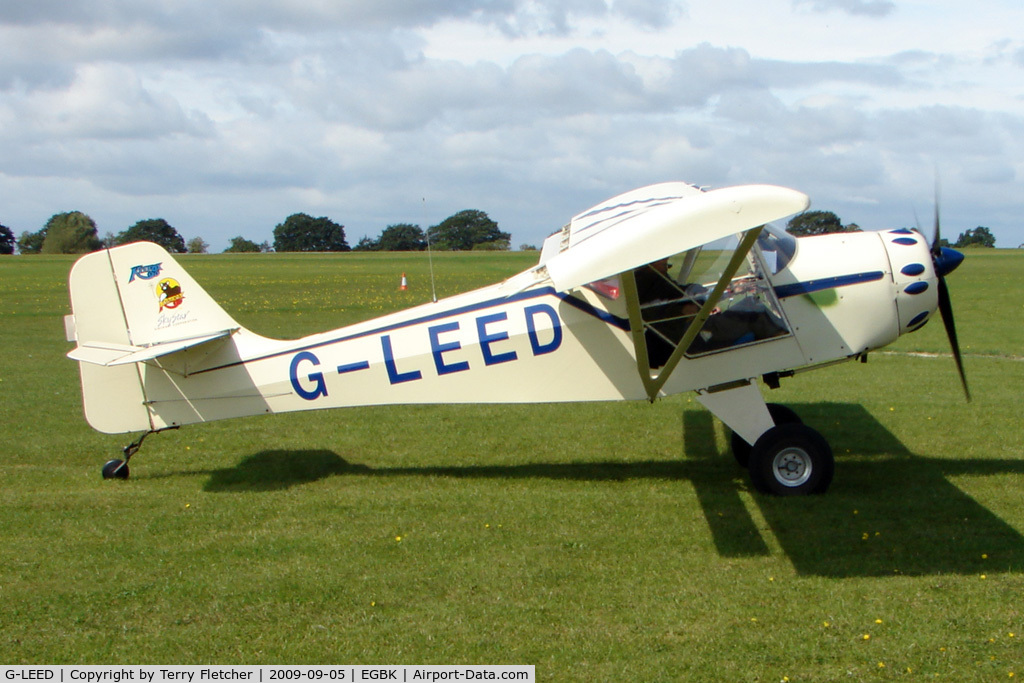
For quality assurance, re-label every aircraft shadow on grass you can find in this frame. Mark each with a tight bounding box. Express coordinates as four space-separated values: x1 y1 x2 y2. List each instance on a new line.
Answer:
199 403 1024 578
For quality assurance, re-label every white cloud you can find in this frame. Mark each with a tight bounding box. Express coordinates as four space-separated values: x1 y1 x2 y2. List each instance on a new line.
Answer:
792 0 896 18
0 0 1022 250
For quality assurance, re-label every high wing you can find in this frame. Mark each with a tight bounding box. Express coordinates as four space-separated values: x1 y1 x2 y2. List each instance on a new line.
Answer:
537 183 810 292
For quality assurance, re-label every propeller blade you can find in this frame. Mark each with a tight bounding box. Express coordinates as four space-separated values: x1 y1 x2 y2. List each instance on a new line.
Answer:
926 174 968 400
935 274 971 402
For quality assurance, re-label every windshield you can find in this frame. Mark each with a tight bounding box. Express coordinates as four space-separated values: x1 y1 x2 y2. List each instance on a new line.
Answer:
757 223 797 274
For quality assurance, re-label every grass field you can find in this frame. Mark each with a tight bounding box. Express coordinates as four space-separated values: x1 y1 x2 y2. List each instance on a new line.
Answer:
1 247 1022 679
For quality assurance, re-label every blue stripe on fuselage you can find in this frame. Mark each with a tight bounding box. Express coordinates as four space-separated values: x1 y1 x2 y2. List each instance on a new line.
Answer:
197 286 629 374
773 271 885 299
198 270 882 376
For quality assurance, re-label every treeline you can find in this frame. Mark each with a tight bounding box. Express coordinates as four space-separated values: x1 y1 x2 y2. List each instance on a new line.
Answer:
0 207 515 255
785 211 998 247
1 206 998 255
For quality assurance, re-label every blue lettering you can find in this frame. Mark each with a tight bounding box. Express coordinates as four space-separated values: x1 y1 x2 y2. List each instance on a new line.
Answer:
525 303 562 356
289 351 328 400
476 312 518 366
337 360 370 374
128 262 163 283
429 321 470 375
381 335 422 384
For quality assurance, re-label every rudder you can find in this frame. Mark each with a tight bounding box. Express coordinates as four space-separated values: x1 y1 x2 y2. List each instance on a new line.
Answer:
66 242 242 434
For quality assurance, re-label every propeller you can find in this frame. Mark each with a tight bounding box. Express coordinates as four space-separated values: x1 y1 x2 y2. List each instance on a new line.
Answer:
928 190 971 401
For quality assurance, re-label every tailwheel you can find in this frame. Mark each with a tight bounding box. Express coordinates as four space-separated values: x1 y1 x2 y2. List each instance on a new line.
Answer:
731 403 802 467
102 459 130 480
748 422 834 496
100 427 177 480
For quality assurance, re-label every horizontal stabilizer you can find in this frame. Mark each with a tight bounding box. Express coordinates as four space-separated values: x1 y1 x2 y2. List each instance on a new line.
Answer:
68 329 236 367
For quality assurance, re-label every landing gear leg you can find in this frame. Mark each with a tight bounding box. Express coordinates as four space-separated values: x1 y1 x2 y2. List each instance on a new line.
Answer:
101 427 179 480
693 381 835 496
730 403 802 467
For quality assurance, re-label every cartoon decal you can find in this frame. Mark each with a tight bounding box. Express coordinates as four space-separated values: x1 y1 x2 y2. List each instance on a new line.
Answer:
157 278 185 310
128 263 163 282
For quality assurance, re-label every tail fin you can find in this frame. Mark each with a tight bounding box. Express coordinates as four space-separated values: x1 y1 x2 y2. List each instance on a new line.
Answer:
66 242 242 433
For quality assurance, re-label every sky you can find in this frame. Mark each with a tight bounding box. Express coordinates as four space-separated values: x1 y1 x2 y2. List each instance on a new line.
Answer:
1 0 1022 252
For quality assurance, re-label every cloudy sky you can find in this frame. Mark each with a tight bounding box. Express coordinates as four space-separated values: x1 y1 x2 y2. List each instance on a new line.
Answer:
1 0 1022 251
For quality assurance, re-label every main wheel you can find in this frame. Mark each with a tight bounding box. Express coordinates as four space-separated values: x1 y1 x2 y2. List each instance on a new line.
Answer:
731 403 802 467
748 423 833 496
102 459 130 480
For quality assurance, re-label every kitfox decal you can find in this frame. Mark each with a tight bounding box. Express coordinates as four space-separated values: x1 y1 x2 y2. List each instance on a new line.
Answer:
128 262 163 282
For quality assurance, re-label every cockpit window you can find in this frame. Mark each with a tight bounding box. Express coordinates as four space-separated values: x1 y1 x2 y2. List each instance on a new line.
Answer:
633 235 791 367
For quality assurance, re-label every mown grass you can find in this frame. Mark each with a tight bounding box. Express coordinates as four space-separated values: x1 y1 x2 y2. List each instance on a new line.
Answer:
1 248 1022 679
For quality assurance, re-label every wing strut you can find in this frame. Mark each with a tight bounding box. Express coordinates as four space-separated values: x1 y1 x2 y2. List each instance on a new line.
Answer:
621 227 764 401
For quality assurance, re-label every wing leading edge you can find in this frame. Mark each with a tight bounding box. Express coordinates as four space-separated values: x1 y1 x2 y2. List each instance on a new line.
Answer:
538 183 810 293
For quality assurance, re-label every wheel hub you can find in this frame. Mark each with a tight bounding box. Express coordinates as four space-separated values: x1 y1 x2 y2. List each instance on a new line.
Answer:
772 447 812 487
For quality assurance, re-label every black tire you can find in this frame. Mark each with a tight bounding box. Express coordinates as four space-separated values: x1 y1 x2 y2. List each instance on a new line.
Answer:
102 459 130 480
731 403 802 468
747 423 833 496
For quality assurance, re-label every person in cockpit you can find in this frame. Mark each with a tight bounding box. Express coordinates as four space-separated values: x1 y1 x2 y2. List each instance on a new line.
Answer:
634 259 787 366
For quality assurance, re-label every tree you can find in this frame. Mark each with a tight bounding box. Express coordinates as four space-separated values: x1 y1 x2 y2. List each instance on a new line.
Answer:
954 226 995 248
116 218 186 253
786 211 861 237
472 240 511 251
17 229 46 254
0 224 14 255
273 213 349 252
428 210 510 251
378 223 427 251
353 235 380 251
187 236 209 254
41 212 103 254
224 236 262 253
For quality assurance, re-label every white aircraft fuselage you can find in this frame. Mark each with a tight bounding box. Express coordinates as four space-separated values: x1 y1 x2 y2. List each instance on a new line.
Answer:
66 182 965 494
